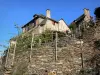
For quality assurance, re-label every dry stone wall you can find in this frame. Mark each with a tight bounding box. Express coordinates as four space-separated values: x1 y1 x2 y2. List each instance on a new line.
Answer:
3 20 100 75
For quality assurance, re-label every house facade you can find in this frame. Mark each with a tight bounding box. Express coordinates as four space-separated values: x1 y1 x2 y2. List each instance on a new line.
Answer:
22 9 70 34
69 8 94 38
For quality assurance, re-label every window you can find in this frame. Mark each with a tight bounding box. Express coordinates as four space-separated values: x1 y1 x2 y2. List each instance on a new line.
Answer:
34 19 39 25
52 21 55 25
25 27 29 31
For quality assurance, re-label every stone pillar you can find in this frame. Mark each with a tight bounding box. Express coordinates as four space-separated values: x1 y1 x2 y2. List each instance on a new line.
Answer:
46 9 51 18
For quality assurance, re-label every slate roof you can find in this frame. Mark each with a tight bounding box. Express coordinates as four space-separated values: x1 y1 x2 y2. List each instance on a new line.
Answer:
69 14 85 26
74 14 85 24
39 18 47 26
22 14 58 28
69 14 85 29
33 14 58 23
22 19 34 28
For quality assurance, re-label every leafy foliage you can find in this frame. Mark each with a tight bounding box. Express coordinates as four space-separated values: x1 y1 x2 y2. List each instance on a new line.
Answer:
94 7 100 18
11 30 55 55
69 22 76 30
94 39 100 50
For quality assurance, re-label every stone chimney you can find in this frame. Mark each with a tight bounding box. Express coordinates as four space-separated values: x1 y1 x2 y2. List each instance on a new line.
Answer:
84 8 91 22
46 9 51 18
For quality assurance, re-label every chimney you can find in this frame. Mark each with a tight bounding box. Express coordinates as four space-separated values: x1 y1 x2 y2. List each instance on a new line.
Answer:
46 9 51 18
84 8 91 22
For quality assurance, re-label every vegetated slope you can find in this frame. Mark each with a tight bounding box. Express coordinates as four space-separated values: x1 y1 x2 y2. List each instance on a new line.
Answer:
4 20 100 75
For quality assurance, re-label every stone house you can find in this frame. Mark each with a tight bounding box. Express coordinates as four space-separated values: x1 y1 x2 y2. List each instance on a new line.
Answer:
69 8 94 38
22 9 71 34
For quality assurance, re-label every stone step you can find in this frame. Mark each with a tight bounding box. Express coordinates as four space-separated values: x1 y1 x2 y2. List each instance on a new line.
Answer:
6 68 12 71
5 71 11 74
4 74 11 75
4 68 12 75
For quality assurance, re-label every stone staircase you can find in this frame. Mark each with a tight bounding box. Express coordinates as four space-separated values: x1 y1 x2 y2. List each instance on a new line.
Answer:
4 67 12 75
4 53 14 75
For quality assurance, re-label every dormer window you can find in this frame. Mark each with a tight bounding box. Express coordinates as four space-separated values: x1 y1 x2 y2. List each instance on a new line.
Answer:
34 14 38 18
31 23 34 27
25 27 29 31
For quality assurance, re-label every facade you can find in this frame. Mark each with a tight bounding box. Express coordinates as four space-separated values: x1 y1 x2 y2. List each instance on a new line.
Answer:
22 9 70 34
69 8 93 38
70 8 92 28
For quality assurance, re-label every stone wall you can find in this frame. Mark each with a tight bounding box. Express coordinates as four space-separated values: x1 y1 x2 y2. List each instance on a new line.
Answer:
12 44 83 75
4 20 100 75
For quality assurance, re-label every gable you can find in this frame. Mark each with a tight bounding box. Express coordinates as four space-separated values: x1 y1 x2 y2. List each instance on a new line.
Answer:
59 19 70 32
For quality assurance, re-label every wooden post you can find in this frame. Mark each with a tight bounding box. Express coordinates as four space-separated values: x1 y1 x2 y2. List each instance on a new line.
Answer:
81 53 83 69
52 32 53 42
80 39 84 69
39 39 41 46
55 32 58 61
54 32 58 72
28 33 34 75
29 33 34 62
79 24 81 37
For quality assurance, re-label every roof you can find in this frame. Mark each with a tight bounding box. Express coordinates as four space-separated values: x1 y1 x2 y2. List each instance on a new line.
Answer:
74 14 85 24
39 18 47 26
22 19 34 28
22 14 58 28
69 14 85 28
60 18 68 25
33 14 58 23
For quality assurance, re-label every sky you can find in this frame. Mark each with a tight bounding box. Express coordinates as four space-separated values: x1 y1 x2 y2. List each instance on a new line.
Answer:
0 0 99 52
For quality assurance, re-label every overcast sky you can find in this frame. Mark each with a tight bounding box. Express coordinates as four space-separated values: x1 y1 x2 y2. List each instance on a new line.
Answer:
0 0 99 52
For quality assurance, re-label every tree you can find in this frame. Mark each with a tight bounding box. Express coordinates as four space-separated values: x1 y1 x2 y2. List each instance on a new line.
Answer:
94 7 100 19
